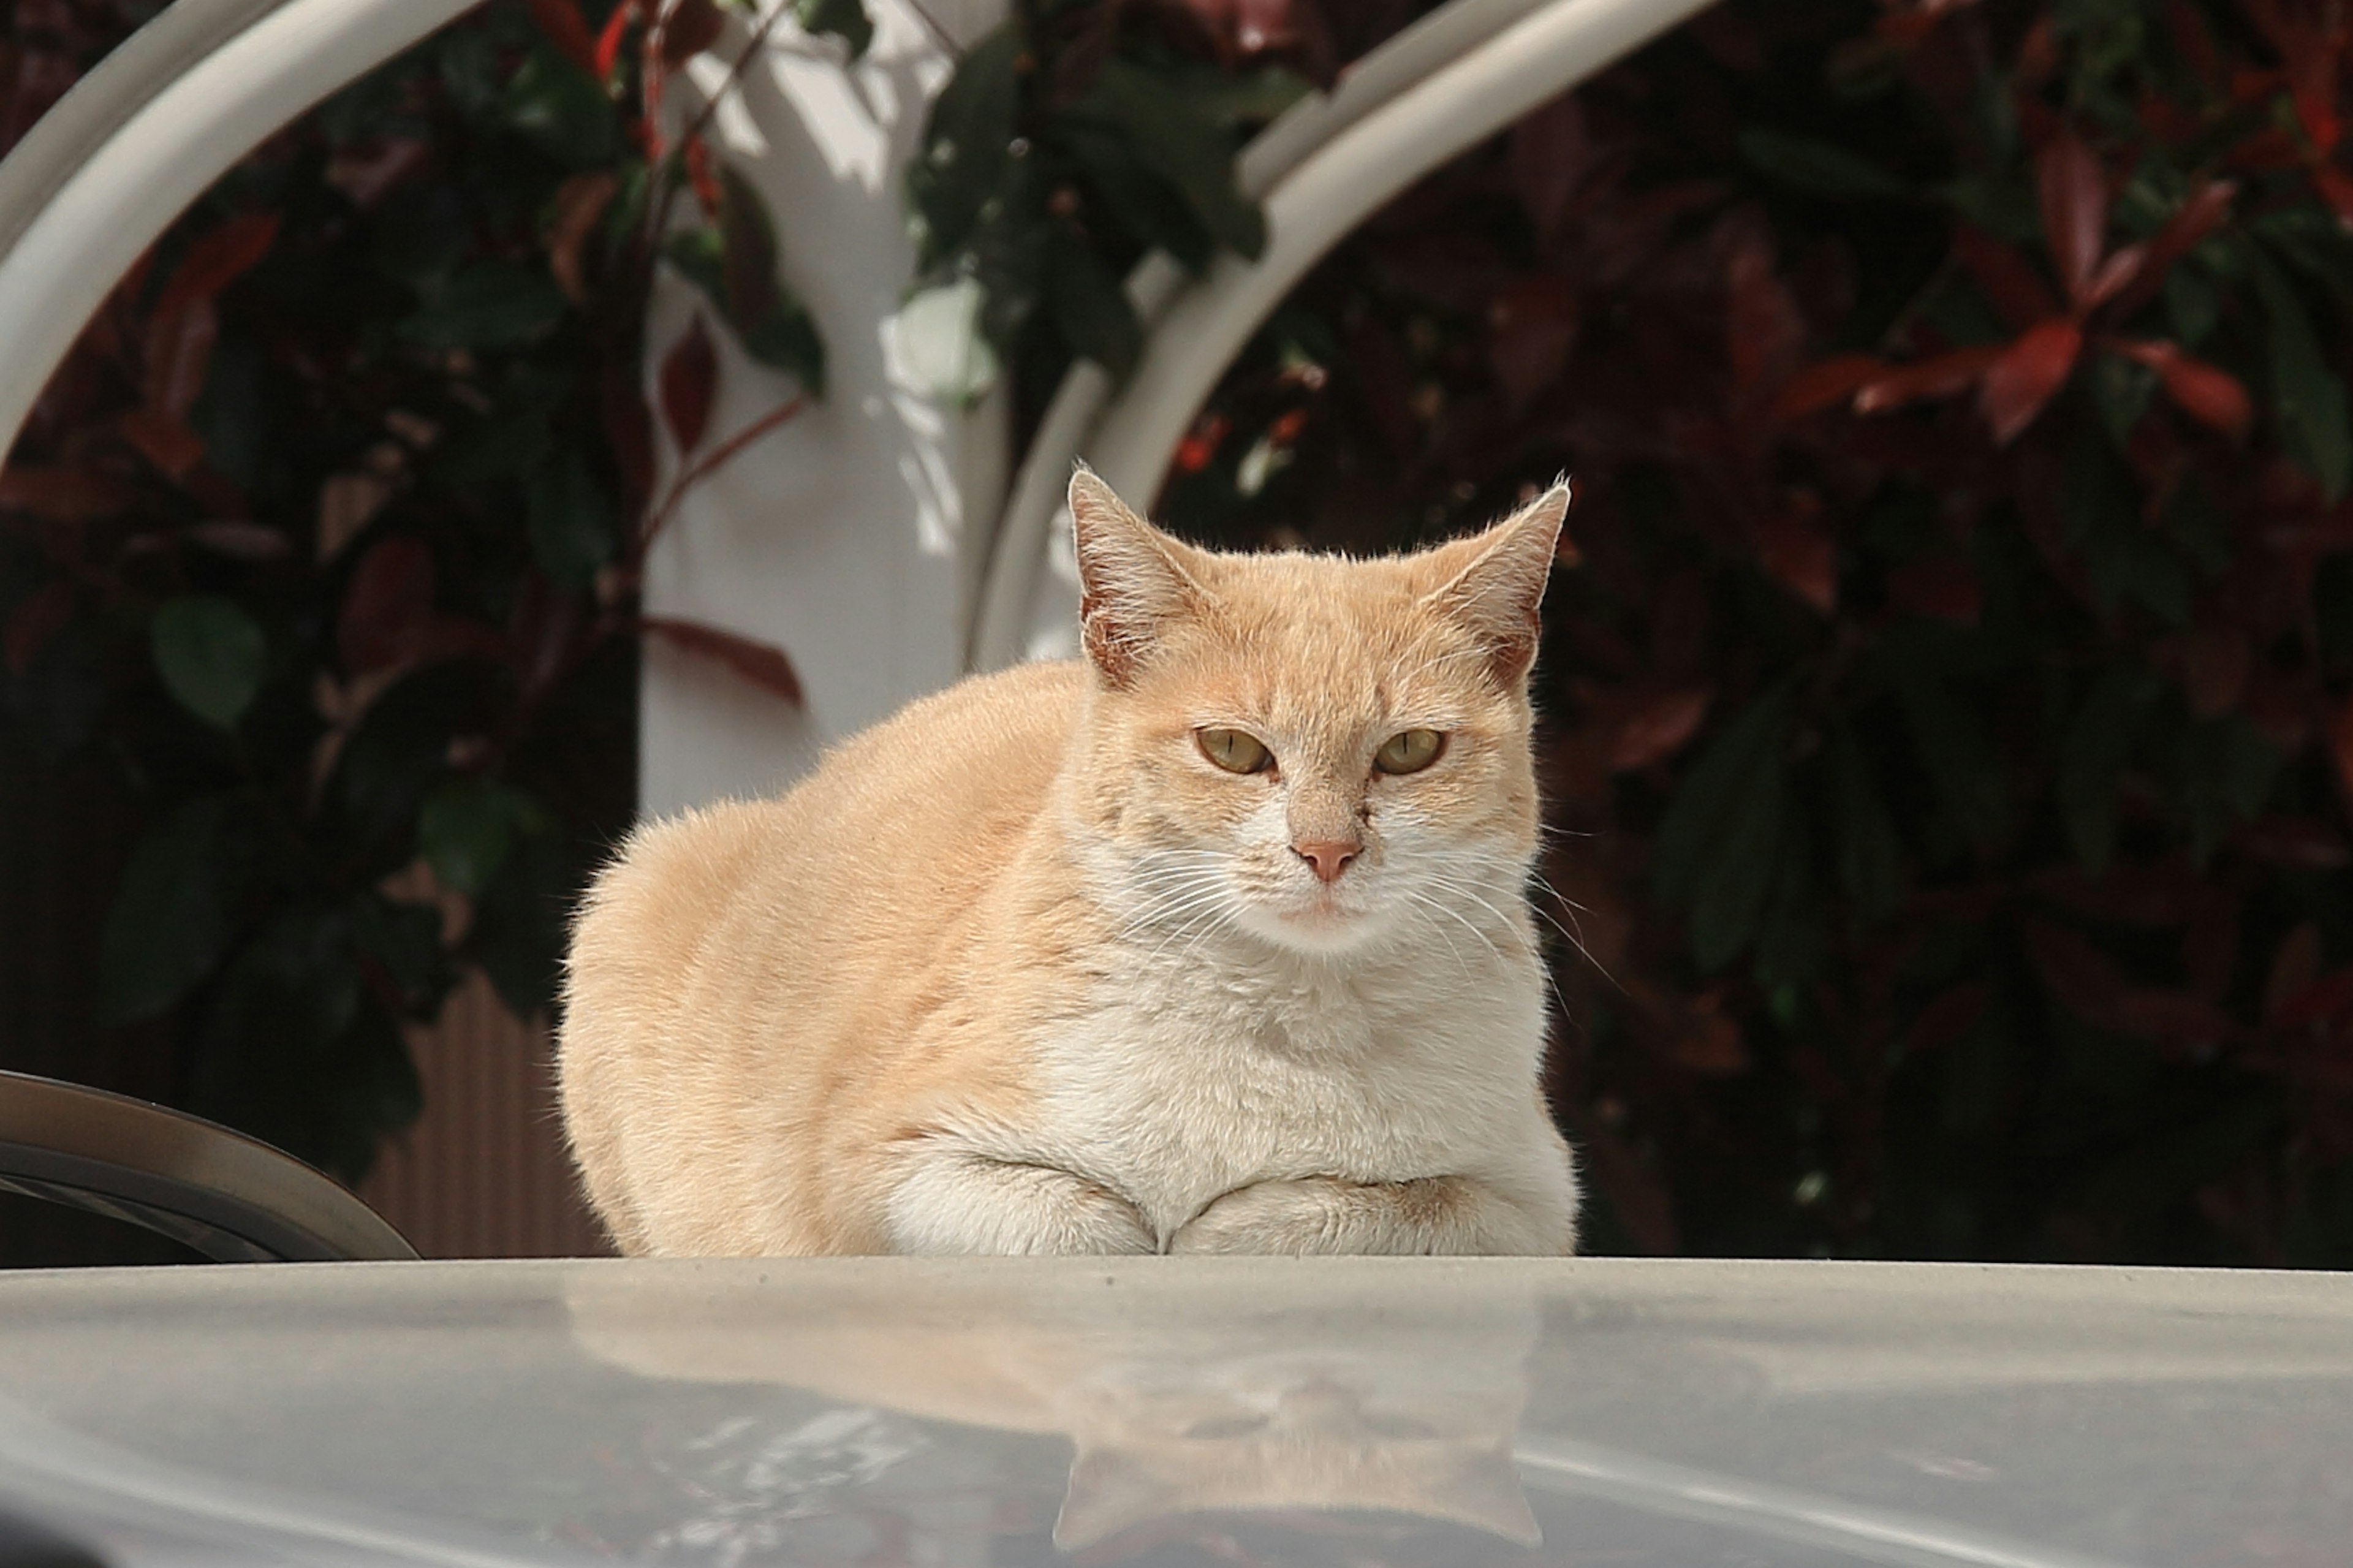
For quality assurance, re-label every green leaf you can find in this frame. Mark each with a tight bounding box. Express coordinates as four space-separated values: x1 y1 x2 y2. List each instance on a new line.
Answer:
2176 714 2281 863
504 45 619 167
418 778 526 895
1058 117 1216 273
795 0 873 59
327 662 480 875
191 907 416 1184
468 824 575 1018
350 892 455 1013
526 448 615 585
2087 350 2156 450
2064 432 2191 624
400 262 569 351
1753 836 1824 985
2058 664 2155 869
1691 759 1787 973
1654 679 1800 906
1075 61 1264 261
1827 729 1902 928
2253 251 2352 501
1737 128 1908 199
908 25 1023 267
99 794 257 1023
665 182 827 393
1894 672 2010 855
1044 226 1140 376
151 595 264 730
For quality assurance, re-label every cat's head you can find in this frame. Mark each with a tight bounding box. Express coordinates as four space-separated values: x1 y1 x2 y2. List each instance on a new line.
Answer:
1064 469 1569 959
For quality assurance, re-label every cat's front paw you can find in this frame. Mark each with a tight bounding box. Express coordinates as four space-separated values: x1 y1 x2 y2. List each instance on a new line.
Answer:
1167 1178 1351 1255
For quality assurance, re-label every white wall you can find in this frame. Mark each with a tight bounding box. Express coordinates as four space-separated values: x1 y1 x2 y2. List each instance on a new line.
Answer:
640 0 1009 821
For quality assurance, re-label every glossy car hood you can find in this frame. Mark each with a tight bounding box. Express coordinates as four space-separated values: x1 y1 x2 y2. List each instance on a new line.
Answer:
0 1257 2346 1567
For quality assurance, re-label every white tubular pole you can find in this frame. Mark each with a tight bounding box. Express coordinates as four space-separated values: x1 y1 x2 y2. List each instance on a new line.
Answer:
972 0 1718 670
966 0 1558 672
0 0 483 467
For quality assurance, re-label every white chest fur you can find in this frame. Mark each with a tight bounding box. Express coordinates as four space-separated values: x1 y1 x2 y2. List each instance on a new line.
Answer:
1033 930 1550 1240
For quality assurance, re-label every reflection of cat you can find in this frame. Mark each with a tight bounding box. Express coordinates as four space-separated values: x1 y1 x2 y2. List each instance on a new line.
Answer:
565 1265 1543 1553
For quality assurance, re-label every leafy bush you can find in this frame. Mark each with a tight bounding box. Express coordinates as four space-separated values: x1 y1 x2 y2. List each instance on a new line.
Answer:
0 0 816 1181
1149 0 2353 1264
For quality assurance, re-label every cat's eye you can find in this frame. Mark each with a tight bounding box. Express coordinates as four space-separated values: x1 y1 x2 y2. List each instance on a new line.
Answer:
1374 728 1446 775
1198 727 1273 774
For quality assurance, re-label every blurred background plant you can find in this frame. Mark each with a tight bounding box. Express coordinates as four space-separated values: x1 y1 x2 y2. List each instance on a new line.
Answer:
0 0 820 1187
7 0 2353 1268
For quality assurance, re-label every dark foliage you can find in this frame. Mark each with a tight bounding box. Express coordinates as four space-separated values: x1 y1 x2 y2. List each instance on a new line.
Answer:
1143 0 2353 1265
0 0 816 1184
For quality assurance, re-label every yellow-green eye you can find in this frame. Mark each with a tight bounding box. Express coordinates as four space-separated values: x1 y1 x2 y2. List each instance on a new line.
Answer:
1374 728 1446 775
1198 727 1273 775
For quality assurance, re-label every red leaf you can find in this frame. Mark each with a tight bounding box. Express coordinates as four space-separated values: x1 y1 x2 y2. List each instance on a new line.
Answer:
339 534 436 673
2026 919 2128 1028
0 465 135 520
1509 95 1594 247
2177 624 2250 717
1487 274 1579 409
1908 983 1988 1054
184 520 290 561
595 0 637 78
2276 968 2353 1029
2169 2 2221 89
2313 165 2353 228
1722 216 1805 398
2265 923 2324 1021
659 0 724 67
2113 989 2239 1048
524 0 601 75
1172 411 1230 476
638 615 803 706
1754 499 1837 613
2111 339 2253 438
659 316 718 454
546 171 618 306
2081 243 2144 311
5 581 74 674
1610 686 1712 771
324 138 430 210
1952 226 2059 332
2331 694 2353 803
151 212 279 321
143 303 218 422
1853 345 2001 414
2037 131 2109 308
1775 353 1887 419
2237 817 2352 869
118 407 205 479
1977 319 2081 444
1886 556 1981 624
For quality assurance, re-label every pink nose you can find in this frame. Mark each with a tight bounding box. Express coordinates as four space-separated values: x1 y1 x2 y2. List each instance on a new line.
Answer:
1292 840 1360 884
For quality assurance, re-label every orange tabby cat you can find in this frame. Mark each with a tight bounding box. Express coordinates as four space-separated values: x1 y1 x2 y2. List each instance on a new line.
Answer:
556 469 1579 1256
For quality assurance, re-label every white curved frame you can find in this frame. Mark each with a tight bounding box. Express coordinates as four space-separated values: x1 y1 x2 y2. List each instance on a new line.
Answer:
0 0 481 465
969 0 1717 671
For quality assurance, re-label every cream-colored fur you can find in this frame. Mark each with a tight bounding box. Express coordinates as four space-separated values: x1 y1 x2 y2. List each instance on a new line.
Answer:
557 472 1580 1256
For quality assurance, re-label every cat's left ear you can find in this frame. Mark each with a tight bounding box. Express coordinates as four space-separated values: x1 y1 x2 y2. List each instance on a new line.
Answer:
1069 466 1212 687
1419 480 1573 686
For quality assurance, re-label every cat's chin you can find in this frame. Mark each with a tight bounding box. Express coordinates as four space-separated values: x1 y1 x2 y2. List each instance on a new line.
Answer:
1233 901 1396 959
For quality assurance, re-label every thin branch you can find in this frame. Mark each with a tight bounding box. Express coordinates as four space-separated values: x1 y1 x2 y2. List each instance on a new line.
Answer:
637 395 808 550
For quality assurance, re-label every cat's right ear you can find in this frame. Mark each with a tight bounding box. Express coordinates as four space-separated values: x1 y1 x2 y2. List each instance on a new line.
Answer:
1069 467 1208 687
